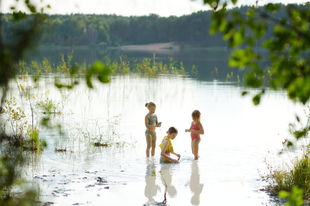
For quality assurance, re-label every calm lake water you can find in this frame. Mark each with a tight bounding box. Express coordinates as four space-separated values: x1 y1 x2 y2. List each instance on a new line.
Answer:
17 48 308 206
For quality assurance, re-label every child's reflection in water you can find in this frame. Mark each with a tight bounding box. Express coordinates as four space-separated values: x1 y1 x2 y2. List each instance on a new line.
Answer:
190 161 204 205
144 164 160 202
160 164 177 198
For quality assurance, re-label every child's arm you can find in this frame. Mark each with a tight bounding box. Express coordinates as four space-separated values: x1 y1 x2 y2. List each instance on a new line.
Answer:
190 122 204 135
155 115 161 127
198 122 204 134
161 140 178 163
185 122 192 132
171 152 181 160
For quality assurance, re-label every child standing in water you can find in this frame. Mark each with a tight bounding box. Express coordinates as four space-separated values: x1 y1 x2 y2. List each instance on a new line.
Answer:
159 127 180 163
145 102 161 157
185 110 204 160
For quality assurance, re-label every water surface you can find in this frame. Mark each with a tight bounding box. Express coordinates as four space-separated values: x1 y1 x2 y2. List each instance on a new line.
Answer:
18 49 307 206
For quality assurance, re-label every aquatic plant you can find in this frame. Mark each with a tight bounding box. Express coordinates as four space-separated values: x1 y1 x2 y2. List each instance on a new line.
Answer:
191 65 198 76
72 115 130 148
226 72 234 82
211 68 219 79
259 145 310 199
104 54 188 77
0 2 51 205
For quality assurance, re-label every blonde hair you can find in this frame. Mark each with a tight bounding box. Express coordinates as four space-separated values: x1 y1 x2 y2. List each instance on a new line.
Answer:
192 110 201 121
145 102 156 108
166 126 178 134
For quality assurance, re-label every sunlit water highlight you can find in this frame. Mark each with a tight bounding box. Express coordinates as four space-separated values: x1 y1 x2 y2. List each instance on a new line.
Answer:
20 75 307 206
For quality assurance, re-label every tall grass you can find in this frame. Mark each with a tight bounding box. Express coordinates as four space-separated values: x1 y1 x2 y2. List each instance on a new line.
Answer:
259 147 310 197
106 54 187 77
18 52 188 78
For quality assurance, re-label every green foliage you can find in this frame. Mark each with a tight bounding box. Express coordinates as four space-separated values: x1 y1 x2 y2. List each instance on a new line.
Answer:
85 61 111 88
0 2 50 204
265 3 280 13
279 186 304 206
12 11 26 21
204 1 310 150
204 2 310 105
0 152 38 206
105 54 187 77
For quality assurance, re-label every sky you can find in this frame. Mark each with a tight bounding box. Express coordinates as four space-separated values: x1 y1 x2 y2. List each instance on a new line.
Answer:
1 0 307 17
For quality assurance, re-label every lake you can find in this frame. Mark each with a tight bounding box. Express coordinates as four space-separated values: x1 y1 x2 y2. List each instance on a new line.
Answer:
17 47 307 206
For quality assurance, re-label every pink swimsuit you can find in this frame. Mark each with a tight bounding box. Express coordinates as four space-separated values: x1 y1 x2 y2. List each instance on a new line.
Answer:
190 121 201 141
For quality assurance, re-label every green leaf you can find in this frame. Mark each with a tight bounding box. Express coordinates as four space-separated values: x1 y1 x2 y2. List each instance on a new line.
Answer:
252 93 261 105
265 3 280 13
231 29 244 47
228 49 246 68
210 9 227 34
85 61 111 88
293 128 308 139
278 190 290 199
244 72 262 88
42 140 47 148
255 23 266 38
281 186 304 206
246 37 256 46
287 77 310 104
204 0 219 10
13 11 26 20
25 0 37 13
231 0 237 5
242 91 248 96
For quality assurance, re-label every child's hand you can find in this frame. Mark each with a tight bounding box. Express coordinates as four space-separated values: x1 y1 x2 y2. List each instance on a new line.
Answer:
185 129 190 132
177 154 181 160
157 122 162 127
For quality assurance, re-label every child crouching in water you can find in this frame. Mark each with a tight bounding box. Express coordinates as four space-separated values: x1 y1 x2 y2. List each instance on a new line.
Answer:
159 127 180 163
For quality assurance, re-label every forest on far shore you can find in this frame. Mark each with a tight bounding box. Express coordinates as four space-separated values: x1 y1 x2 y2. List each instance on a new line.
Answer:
2 3 309 48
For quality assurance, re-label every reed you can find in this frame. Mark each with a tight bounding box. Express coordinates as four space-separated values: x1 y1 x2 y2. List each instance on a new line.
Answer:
259 148 310 198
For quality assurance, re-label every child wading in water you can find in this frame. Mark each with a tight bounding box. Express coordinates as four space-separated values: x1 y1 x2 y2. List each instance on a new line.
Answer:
185 110 204 160
145 102 161 157
159 127 180 163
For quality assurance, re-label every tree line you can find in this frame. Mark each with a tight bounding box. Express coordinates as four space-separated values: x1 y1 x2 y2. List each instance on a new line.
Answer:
1 3 309 47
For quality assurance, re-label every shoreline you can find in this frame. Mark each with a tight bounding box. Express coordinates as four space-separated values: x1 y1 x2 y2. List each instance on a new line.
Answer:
36 43 268 52
36 43 227 51
118 42 180 51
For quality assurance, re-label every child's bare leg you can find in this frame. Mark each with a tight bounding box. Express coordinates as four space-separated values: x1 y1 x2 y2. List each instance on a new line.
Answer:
146 134 152 157
191 141 194 155
193 139 199 160
151 134 156 156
